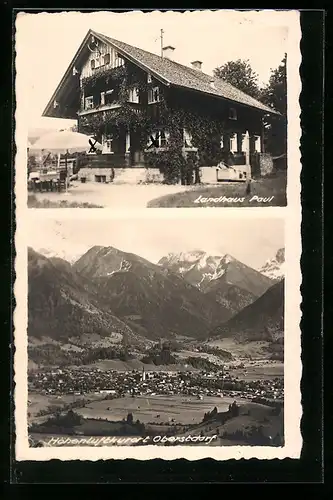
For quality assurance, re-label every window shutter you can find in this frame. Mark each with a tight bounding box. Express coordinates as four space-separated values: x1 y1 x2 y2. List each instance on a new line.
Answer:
254 135 261 152
102 135 113 154
241 134 246 152
230 133 238 153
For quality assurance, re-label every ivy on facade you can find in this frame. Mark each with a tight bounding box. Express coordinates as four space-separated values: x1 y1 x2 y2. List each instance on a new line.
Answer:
80 62 229 184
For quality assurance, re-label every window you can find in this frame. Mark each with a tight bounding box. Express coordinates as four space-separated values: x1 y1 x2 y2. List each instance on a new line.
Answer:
229 107 237 120
148 86 160 104
147 73 152 83
105 89 115 105
128 87 140 103
146 130 169 149
229 133 238 153
254 135 262 152
85 96 94 110
115 53 124 67
91 58 100 70
104 53 110 65
183 129 193 148
160 130 169 148
100 92 105 106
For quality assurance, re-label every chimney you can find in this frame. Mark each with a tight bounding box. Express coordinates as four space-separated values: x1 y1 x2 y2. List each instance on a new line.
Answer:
191 60 202 71
162 45 175 60
209 79 216 89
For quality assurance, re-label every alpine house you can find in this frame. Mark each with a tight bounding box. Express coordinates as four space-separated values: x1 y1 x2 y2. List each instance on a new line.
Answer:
42 30 280 184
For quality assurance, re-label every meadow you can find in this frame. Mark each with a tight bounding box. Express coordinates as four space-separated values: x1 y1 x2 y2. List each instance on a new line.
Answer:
147 173 287 208
75 394 240 425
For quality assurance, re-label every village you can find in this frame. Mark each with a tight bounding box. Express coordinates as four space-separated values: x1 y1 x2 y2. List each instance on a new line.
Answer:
28 367 284 405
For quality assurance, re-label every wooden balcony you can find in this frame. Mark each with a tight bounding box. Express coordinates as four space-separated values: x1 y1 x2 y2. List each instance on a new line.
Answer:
78 102 122 116
78 101 143 117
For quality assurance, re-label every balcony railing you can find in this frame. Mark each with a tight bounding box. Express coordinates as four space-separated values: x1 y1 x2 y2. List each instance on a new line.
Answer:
78 101 143 117
78 102 122 116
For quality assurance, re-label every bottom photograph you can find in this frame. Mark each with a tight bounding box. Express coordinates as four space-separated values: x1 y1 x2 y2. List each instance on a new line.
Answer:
26 215 285 448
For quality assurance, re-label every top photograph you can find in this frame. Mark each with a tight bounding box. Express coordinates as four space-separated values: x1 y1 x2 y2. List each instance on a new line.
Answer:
16 10 296 209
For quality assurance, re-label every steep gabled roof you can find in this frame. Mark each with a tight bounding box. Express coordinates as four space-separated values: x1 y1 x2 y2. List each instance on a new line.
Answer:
96 31 278 115
43 29 280 118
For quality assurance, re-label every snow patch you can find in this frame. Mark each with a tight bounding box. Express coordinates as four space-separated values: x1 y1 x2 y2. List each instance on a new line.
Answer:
198 272 214 286
197 253 209 270
212 267 226 280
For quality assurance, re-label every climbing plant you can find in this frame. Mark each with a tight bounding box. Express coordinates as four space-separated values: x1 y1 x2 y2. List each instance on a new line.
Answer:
81 65 127 90
79 62 228 184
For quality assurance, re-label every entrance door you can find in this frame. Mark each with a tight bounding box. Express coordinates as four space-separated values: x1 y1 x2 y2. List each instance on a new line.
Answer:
130 132 144 166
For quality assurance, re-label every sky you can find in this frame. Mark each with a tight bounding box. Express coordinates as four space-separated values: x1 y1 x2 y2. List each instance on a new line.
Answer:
15 10 290 131
27 216 284 269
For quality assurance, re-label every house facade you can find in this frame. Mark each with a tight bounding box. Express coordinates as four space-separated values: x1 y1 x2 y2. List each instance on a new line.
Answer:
43 30 279 184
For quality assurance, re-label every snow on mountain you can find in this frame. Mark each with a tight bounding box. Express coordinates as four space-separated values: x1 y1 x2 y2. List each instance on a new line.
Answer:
159 249 274 316
259 248 285 281
158 251 242 290
37 247 85 265
158 250 225 288
162 250 206 266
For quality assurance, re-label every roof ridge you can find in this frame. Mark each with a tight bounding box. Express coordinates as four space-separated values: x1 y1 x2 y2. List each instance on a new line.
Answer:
42 29 281 117
96 30 217 80
93 30 277 114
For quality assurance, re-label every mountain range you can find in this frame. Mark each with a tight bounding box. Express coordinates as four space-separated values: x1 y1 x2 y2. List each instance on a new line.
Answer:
28 246 230 343
29 245 284 347
73 246 230 340
158 250 275 316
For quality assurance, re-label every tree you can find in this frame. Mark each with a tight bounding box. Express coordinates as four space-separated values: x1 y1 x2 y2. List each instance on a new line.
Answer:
260 54 287 158
261 54 287 116
214 59 261 99
126 412 134 425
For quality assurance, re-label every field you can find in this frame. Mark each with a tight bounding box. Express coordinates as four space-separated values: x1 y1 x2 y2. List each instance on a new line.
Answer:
229 362 284 381
75 395 239 425
206 337 279 359
28 391 107 423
